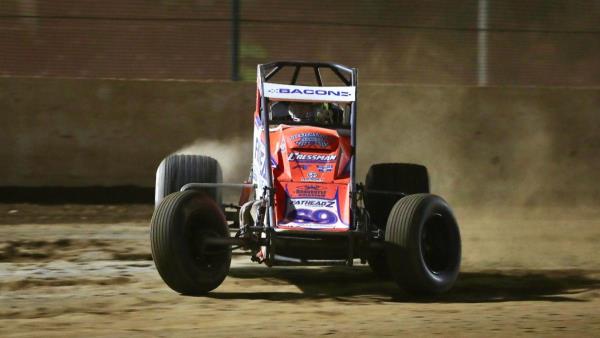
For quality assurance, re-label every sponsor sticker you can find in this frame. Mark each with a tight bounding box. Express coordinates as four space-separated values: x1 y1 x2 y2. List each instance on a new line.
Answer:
301 179 323 182
294 184 327 197
317 164 333 173
285 198 338 225
263 83 356 102
253 139 268 180
301 171 323 182
288 152 336 162
285 208 338 225
290 133 330 148
291 199 335 208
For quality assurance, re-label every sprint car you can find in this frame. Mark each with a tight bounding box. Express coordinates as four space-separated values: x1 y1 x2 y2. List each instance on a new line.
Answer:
150 61 461 295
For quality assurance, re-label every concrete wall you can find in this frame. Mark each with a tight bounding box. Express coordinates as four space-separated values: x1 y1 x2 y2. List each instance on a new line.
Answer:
0 78 254 187
2 78 599 207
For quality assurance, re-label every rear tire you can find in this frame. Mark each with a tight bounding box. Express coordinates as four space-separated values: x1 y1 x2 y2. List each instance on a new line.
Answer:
385 194 461 295
155 154 222 207
150 190 231 295
365 163 429 278
364 163 429 228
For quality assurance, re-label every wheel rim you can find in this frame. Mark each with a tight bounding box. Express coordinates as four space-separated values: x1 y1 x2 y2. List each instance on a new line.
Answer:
421 213 459 275
188 211 229 272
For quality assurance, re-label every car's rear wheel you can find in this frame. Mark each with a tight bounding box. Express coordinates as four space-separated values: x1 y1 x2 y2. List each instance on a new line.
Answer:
364 163 429 228
364 163 429 278
385 194 461 295
150 190 231 295
155 154 222 207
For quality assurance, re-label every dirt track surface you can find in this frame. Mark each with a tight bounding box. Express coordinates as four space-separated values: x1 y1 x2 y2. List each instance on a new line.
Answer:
1 204 600 337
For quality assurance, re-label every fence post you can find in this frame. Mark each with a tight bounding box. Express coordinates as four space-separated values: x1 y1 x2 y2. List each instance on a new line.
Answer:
477 0 489 86
231 0 240 81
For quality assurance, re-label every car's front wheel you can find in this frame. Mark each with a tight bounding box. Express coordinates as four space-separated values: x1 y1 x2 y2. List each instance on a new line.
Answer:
385 194 461 294
150 190 231 295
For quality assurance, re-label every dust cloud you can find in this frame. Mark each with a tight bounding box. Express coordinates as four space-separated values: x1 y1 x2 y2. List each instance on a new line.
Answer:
356 85 600 210
169 85 600 211
174 137 252 183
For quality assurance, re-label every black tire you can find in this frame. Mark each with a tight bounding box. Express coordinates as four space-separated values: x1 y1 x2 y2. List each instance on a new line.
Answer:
364 163 429 229
150 190 231 295
364 163 429 278
155 154 222 208
385 194 461 295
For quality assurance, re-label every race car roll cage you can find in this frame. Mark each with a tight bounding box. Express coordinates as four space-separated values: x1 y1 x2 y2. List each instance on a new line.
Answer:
258 61 358 230
184 61 394 267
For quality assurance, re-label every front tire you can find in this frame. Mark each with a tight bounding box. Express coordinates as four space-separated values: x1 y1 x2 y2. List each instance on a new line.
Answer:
150 190 231 295
385 194 461 294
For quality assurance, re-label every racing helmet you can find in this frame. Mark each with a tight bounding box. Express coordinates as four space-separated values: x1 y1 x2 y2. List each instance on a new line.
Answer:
288 102 334 125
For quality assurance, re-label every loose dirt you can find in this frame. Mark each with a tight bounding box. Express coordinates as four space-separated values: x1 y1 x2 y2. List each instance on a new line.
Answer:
1 204 599 337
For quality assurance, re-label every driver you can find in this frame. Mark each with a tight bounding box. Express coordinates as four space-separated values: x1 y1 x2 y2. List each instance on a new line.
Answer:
288 102 334 125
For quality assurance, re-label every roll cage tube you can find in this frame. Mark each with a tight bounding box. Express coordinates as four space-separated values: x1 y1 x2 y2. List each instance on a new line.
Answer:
262 61 353 86
257 61 358 229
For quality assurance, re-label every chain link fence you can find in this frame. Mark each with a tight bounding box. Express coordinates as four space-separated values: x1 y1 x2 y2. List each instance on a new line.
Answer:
1 0 599 86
